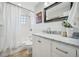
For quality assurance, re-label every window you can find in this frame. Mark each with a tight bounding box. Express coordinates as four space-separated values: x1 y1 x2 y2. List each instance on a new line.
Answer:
20 15 27 24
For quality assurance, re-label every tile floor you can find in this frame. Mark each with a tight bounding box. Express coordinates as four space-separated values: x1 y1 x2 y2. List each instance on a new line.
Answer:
8 49 32 57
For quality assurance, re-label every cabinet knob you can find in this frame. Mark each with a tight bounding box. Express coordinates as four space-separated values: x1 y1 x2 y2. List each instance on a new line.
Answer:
38 40 41 43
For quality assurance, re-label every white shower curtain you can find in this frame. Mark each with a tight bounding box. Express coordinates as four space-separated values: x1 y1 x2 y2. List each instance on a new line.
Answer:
0 2 31 53
2 3 17 52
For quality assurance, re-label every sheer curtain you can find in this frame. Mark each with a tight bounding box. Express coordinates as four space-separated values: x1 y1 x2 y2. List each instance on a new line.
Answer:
0 2 31 53
2 3 17 52
68 2 79 29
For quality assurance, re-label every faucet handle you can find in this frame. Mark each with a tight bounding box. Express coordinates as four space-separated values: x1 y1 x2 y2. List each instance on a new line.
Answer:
47 27 52 34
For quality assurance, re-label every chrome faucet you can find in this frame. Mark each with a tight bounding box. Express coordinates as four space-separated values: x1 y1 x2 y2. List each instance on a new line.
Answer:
47 27 52 34
42 27 61 35
42 27 52 34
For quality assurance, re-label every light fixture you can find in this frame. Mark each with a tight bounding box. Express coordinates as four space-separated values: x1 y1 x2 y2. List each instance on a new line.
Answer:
44 2 55 7
17 4 22 6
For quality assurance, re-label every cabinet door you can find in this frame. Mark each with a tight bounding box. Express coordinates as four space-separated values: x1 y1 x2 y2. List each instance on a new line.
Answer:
52 41 76 57
76 48 79 57
32 35 51 57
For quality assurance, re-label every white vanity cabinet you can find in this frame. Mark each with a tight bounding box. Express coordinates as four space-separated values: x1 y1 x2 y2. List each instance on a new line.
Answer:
32 35 51 57
32 33 79 57
51 40 76 57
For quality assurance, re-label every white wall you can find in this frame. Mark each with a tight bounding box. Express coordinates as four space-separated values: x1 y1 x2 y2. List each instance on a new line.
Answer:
32 2 63 33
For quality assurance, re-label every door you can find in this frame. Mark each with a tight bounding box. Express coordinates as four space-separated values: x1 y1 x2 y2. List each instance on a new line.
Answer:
32 35 51 57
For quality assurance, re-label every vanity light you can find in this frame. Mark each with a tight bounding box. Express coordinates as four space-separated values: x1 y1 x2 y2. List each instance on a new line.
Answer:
44 2 55 7
17 4 22 6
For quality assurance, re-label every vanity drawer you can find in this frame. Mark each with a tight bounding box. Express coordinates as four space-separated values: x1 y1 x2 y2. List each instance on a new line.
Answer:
32 35 51 57
52 41 76 57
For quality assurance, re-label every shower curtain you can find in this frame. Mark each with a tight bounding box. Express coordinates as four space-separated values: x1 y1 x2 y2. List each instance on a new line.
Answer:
0 2 31 53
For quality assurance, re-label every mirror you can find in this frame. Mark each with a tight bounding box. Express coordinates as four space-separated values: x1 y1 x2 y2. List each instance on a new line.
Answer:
44 2 73 22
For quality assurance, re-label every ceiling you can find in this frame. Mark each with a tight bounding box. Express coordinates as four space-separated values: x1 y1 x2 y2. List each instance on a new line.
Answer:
11 2 39 11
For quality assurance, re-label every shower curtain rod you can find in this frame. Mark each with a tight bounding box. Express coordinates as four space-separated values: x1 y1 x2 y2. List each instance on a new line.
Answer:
6 2 34 13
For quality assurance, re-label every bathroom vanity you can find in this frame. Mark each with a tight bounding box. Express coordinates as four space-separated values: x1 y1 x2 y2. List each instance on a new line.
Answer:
32 33 79 57
32 2 79 57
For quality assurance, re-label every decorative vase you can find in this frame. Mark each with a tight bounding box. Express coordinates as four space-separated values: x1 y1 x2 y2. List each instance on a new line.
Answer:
61 27 67 37
66 28 73 37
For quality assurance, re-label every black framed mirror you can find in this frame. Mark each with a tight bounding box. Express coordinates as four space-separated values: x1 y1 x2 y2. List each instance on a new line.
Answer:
44 2 73 22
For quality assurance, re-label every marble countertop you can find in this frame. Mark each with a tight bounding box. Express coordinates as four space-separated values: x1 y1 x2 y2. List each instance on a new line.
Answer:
32 32 79 47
